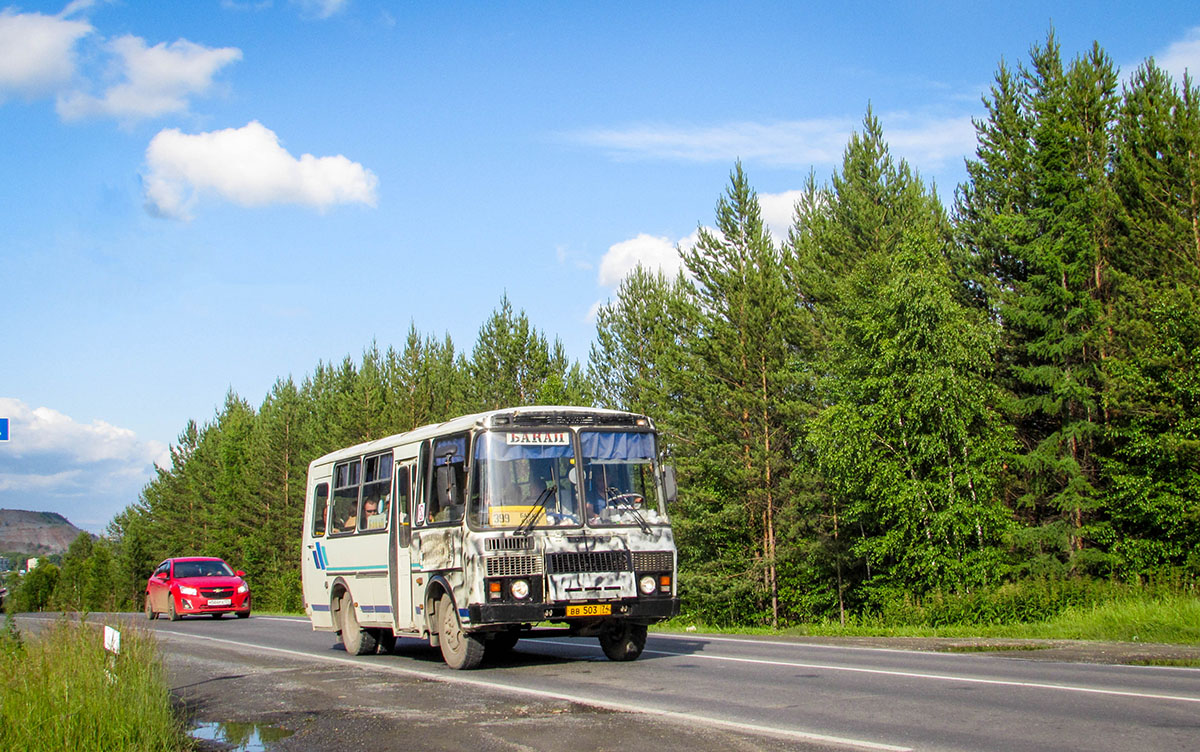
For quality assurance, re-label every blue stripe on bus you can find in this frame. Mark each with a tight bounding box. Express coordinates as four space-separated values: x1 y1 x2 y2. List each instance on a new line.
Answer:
360 605 393 614
311 603 330 612
325 565 389 572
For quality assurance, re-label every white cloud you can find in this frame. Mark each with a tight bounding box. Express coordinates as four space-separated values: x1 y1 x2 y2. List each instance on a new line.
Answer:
588 230 703 323
142 120 379 219
57 35 242 121
292 0 348 19
0 9 92 100
882 114 977 169
0 398 166 467
598 232 688 287
1155 26 1200 82
570 119 853 167
758 190 807 247
567 112 978 176
0 398 167 531
0 469 81 493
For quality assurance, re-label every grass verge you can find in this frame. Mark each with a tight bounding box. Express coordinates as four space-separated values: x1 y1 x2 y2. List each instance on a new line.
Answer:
658 593 1200 645
0 615 192 752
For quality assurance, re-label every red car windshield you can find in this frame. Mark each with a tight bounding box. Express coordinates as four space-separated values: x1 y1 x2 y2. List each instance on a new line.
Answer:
173 561 233 578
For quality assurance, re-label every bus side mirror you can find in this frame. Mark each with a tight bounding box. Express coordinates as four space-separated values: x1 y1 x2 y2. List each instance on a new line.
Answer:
663 465 678 504
436 464 458 506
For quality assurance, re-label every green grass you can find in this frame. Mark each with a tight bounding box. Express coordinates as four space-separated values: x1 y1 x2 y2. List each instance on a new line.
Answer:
658 593 1200 645
0 616 191 752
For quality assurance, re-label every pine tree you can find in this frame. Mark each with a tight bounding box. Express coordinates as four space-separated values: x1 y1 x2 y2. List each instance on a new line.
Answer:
470 294 561 410
588 265 688 419
676 162 802 627
957 34 1120 574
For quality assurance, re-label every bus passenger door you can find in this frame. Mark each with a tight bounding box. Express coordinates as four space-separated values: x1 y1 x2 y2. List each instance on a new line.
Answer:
391 462 416 630
303 476 333 629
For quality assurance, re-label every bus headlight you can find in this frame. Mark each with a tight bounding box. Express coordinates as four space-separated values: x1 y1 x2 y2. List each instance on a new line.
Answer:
510 579 530 600
639 575 657 595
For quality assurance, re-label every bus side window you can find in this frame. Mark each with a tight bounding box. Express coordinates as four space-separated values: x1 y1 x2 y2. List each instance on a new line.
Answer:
396 464 412 547
361 453 391 532
331 459 361 534
311 482 330 537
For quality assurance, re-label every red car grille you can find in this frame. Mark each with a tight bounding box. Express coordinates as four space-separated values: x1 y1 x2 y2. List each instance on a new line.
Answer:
200 587 235 598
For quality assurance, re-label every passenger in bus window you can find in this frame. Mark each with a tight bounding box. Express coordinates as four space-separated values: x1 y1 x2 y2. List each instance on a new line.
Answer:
365 498 387 530
341 501 358 531
315 498 328 536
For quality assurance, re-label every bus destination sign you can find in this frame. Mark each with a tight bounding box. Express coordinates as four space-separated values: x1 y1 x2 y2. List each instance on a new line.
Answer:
506 431 569 446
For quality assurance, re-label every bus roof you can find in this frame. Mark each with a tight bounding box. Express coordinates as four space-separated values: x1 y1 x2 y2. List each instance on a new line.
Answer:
306 405 651 470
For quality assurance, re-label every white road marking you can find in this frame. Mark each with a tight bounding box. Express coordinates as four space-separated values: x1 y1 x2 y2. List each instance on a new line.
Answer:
153 629 912 752
651 632 1200 673
536 639 1200 705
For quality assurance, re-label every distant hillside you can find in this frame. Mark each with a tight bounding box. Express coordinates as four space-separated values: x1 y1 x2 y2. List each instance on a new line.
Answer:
0 509 88 556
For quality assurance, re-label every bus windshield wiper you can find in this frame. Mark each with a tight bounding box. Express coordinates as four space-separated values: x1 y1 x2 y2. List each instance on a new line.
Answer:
516 486 556 535
605 489 651 534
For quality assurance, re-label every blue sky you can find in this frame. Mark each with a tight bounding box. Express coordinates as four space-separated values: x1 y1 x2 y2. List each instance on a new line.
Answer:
3 0 1199 533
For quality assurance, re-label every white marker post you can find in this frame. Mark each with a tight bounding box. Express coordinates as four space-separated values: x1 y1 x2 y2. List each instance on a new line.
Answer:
103 626 120 684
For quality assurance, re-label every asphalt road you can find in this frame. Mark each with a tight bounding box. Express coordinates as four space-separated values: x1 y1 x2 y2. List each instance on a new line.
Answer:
16 613 1200 751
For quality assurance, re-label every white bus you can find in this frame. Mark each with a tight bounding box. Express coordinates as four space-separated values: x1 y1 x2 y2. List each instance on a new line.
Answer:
301 406 680 669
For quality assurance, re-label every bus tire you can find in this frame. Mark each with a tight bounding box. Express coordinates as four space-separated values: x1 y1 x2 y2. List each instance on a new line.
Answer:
599 621 646 661
340 594 378 656
438 594 484 670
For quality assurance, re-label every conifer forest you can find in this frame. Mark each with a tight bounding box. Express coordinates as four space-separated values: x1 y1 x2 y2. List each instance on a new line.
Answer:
19 37 1200 627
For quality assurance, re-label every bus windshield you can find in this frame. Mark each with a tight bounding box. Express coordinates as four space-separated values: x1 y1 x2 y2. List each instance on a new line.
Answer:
470 431 582 529
579 431 667 527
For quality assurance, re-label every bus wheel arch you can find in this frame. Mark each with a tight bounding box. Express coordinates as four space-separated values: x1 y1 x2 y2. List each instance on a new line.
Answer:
422 577 452 647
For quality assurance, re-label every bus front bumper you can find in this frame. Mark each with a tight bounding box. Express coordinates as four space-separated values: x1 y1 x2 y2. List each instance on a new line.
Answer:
469 597 679 625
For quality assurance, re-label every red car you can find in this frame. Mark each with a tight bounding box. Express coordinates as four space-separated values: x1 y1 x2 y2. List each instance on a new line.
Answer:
144 556 251 620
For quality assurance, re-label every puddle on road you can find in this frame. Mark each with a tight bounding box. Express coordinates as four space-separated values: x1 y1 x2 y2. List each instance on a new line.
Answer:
190 721 293 751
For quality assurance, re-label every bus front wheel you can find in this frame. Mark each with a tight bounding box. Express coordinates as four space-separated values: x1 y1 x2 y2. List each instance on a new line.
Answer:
438 594 484 670
599 621 647 661
339 594 378 656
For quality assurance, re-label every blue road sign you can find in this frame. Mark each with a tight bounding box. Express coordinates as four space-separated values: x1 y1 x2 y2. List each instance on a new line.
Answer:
0 418 8 441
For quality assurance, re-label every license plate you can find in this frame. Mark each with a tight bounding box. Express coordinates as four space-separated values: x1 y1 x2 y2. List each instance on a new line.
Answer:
566 604 611 617
207 598 232 607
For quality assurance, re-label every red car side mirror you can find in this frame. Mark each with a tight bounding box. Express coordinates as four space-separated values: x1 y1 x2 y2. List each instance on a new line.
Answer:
235 570 246 578
156 572 169 580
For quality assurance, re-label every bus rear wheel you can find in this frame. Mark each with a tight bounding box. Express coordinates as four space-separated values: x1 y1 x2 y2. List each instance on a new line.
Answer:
438 594 484 670
339 593 378 656
599 621 647 661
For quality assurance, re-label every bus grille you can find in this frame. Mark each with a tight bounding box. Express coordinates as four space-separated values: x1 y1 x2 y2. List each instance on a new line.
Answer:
632 551 674 572
545 551 631 574
485 537 533 552
485 555 543 578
